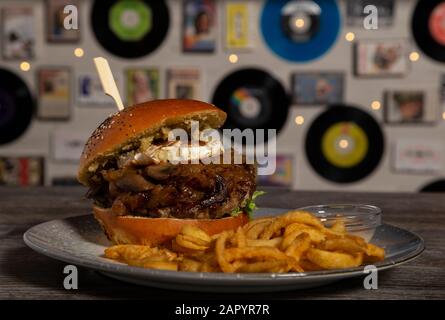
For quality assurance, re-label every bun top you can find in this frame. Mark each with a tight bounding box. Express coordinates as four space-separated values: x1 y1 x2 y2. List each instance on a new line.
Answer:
77 99 227 186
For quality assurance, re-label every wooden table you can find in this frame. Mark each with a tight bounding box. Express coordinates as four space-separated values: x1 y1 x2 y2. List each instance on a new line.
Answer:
1 186 444 300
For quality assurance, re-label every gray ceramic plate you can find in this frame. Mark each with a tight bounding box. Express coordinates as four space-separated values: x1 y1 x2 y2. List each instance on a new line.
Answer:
23 208 424 292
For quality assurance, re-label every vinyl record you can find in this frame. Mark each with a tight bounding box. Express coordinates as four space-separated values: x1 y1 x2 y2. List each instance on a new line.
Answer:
261 0 340 62
91 0 169 59
420 179 445 192
0 68 33 145
412 0 445 63
211 68 289 143
305 105 384 183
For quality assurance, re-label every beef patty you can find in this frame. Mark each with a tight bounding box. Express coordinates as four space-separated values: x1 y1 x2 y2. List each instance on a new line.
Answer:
86 157 256 219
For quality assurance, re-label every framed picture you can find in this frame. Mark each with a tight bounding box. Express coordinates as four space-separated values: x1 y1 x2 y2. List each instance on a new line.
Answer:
384 90 435 124
355 39 408 77
392 140 444 174
166 68 201 100
0 156 44 186
77 73 121 106
182 0 216 53
1 6 35 60
225 1 253 50
291 72 344 105
346 0 394 27
51 130 89 162
125 68 160 106
46 0 80 43
37 68 71 120
257 154 294 188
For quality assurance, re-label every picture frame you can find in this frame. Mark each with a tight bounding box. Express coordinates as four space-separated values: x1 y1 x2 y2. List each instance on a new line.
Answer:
0 156 44 186
392 139 444 174
46 0 80 43
291 72 345 105
50 130 89 162
257 154 294 188
37 67 71 121
1 6 35 60
384 90 436 125
354 39 409 77
166 68 201 100
77 72 121 107
125 68 160 106
224 1 253 51
182 0 216 53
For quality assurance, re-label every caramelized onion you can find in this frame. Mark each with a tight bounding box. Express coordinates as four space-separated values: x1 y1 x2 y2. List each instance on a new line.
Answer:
200 175 228 207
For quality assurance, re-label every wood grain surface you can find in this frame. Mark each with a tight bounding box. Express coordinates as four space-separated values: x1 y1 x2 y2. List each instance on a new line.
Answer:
0 186 444 300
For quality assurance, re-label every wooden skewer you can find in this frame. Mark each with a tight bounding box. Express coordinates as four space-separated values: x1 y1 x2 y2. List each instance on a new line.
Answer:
93 57 124 111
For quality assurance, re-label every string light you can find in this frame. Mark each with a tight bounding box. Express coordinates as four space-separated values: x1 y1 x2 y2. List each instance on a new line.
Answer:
295 116 304 125
20 61 31 72
74 48 85 58
409 51 420 62
339 139 349 149
345 32 355 42
371 101 381 110
295 18 305 28
229 54 238 64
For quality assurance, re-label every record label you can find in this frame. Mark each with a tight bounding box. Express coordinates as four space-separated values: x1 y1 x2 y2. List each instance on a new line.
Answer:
212 68 289 142
281 0 320 42
91 0 169 59
0 68 34 145
305 105 384 183
109 0 152 41
231 88 262 119
321 122 368 168
429 3 445 45
261 0 340 62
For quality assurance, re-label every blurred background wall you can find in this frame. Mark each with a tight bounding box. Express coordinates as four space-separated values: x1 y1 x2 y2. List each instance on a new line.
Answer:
0 0 444 192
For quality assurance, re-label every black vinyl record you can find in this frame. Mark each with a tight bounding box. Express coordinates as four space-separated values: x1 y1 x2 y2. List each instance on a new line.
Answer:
412 0 445 62
420 179 445 192
0 68 34 145
305 105 384 183
211 68 289 143
91 0 169 59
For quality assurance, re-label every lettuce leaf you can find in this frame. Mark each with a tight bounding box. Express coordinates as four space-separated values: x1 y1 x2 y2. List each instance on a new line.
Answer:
229 191 265 220
230 207 241 217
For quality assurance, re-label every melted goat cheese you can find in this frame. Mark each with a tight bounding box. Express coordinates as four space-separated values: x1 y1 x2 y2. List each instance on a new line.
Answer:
136 139 224 163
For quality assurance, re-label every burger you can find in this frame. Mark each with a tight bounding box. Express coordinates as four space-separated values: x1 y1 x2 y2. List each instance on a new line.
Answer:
77 99 260 246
